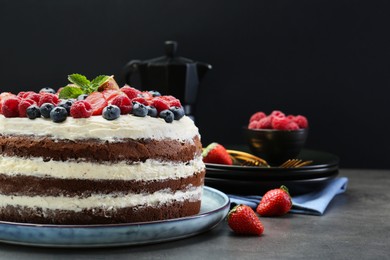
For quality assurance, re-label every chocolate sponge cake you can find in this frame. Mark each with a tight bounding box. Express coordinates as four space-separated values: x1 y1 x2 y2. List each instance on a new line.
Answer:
0 76 205 225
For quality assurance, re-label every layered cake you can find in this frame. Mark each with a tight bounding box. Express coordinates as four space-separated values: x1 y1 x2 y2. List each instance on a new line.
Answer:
0 74 205 224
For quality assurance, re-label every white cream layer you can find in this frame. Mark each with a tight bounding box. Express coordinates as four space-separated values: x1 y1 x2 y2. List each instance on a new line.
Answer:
0 114 199 142
0 186 203 212
0 155 205 181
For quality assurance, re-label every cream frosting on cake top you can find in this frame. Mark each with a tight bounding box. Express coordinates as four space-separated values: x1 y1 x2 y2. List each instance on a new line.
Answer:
0 114 199 142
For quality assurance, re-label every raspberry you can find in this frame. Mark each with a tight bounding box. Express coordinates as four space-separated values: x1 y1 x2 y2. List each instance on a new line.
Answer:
0 92 16 114
131 97 149 106
248 120 259 129
2 97 21 117
151 97 170 113
169 99 182 107
250 112 266 123
120 85 141 99
111 95 132 114
18 91 40 103
258 116 273 129
38 93 59 107
292 115 308 129
272 116 297 130
70 100 93 118
270 110 285 118
18 98 36 117
140 91 153 100
85 92 108 116
23 92 41 103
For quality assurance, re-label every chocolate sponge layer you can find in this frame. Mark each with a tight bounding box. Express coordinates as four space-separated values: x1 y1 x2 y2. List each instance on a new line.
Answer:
0 200 202 225
0 135 202 162
0 170 205 197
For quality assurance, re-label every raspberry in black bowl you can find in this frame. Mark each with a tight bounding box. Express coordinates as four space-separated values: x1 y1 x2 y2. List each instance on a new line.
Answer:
244 110 309 166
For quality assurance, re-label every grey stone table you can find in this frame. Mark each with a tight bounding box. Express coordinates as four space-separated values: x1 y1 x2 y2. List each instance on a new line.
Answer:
0 169 389 260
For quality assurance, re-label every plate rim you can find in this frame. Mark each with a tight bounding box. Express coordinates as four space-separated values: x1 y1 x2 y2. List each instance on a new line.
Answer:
0 186 230 247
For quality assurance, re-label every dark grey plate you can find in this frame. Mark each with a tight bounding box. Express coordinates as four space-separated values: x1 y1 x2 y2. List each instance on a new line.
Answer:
205 149 339 181
205 171 339 196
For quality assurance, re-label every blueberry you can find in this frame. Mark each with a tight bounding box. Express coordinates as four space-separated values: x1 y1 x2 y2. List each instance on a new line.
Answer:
26 105 41 119
58 99 75 114
50 107 68 123
39 87 56 94
132 102 148 117
169 106 185 120
149 90 161 97
159 109 174 123
40 103 55 118
77 94 89 101
147 106 158 117
102 105 120 120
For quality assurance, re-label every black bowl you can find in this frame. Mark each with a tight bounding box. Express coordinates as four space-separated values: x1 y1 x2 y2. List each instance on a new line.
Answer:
242 127 309 166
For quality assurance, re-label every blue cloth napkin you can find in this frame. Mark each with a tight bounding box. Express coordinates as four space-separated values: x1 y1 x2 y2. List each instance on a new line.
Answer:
228 177 348 216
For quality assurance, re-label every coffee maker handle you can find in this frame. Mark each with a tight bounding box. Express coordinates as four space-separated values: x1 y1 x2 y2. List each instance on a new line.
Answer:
122 60 142 85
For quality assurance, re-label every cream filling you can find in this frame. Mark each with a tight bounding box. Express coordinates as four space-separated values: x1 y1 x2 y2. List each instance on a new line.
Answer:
0 114 199 142
0 155 205 181
0 186 203 212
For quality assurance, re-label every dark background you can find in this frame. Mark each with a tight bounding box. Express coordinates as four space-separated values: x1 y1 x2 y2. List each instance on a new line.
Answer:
0 0 388 169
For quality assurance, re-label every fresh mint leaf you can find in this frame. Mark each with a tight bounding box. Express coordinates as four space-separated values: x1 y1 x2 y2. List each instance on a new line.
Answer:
59 85 84 99
91 75 110 86
68 74 91 90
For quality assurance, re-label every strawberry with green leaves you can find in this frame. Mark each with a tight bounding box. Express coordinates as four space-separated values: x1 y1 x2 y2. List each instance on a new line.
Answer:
227 204 264 236
202 142 233 165
256 185 292 217
58 74 118 100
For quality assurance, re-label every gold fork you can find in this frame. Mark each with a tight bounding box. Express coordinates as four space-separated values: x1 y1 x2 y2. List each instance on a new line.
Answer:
279 159 313 168
227 150 270 167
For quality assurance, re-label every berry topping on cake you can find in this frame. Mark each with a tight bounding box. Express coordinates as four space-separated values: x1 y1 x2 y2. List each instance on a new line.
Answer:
58 99 75 114
0 73 187 123
248 110 309 130
159 109 174 123
85 92 108 116
26 105 41 119
132 102 148 117
39 87 56 94
151 97 170 113
18 98 36 117
149 90 161 97
70 100 93 118
169 106 185 120
40 103 55 118
111 95 132 114
38 93 59 107
120 85 141 100
2 97 21 118
77 94 89 101
50 106 68 123
147 106 158 117
102 105 121 120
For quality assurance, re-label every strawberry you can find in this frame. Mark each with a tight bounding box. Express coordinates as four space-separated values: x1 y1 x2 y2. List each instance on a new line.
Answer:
202 142 233 165
102 89 123 104
85 92 108 116
256 185 292 217
227 204 264 236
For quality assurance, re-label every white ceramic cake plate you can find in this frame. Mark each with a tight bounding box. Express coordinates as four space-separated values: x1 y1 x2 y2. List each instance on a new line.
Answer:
0 186 230 248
